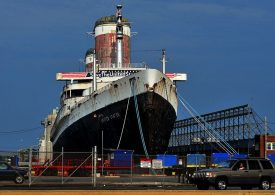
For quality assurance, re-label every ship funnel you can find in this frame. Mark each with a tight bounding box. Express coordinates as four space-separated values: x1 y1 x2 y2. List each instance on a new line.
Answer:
116 5 123 68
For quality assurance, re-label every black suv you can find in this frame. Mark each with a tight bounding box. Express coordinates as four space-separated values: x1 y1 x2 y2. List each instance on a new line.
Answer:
191 158 275 190
0 162 28 184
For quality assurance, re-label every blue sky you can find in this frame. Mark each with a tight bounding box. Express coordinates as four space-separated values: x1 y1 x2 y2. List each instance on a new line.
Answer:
0 0 274 150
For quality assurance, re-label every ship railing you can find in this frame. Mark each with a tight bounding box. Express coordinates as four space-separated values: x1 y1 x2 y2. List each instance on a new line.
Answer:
129 62 148 69
106 62 148 69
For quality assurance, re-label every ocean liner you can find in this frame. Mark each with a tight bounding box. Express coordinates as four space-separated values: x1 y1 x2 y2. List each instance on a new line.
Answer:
39 5 186 157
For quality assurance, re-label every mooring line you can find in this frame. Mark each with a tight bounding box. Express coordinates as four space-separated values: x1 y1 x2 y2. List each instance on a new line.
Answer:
117 95 131 149
131 79 149 158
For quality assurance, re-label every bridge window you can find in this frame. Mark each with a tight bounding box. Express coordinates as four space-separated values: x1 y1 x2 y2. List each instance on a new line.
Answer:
266 142 275 150
70 89 84 98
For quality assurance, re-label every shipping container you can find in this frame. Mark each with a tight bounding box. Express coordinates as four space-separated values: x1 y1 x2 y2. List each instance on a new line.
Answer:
232 154 248 159
268 154 275 166
186 154 206 168
211 153 230 166
156 154 177 167
110 150 133 167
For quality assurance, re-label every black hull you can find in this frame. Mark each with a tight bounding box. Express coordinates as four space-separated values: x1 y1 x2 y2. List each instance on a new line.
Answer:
53 92 176 154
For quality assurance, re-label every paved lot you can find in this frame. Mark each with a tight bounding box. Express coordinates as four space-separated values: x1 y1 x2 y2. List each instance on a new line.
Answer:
0 178 186 190
1 190 275 195
0 175 275 191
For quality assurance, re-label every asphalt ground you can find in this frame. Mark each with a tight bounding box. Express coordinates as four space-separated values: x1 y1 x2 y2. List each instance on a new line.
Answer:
1 190 275 195
1 176 188 190
1 176 275 192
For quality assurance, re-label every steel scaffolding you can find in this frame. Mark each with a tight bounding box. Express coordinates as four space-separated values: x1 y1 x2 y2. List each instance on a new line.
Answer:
168 105 267 155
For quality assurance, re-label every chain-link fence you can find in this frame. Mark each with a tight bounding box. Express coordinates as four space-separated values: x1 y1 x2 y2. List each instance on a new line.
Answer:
0 149 238 187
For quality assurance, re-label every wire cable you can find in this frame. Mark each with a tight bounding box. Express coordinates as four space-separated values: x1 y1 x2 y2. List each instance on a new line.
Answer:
131 79 149 158
178 95 238 155
0 126 41 134
178 97 235 155
117 95 131 149
179 96 238 154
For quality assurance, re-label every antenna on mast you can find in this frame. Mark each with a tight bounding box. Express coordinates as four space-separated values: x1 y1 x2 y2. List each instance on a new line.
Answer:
93 49 97 92
161 49 167 73
116 5 123 68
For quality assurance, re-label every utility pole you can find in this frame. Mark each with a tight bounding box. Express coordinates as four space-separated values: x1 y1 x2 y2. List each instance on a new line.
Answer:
265 116 268 159
28 147 32 187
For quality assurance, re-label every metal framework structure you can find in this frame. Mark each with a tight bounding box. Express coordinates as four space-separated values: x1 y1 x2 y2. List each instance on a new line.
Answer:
168 105 268 155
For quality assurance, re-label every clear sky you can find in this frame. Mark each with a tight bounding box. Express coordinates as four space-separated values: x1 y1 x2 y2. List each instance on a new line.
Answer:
0 0 274 151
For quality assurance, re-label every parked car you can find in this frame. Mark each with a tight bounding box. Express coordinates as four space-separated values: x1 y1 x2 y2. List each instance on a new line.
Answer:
0 161 28 184
191 158 275 190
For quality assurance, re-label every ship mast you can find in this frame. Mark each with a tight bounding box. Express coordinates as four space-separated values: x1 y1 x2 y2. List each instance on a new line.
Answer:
93 49 97 92
116 5 123 68
161 49 166 74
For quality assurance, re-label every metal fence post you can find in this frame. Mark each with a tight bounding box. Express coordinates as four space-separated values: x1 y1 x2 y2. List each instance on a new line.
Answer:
131 151 133 184
91 147 94 186
160 152 166 186
195 155 198 171
62 147 64 184
28 148 32 187
93 146 97 187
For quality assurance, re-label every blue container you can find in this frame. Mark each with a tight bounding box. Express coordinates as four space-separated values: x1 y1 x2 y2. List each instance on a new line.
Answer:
268 154 275 166
187 154 206 167
156 154 177 167
110 150 133 167
232 154 248 159
212 153 230 166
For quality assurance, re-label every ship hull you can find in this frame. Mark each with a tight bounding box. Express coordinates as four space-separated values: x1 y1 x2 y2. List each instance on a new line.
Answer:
53 91 176 154
51 69 178 154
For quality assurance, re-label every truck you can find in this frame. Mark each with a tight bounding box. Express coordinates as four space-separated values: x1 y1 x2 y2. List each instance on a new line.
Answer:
192 158 275 190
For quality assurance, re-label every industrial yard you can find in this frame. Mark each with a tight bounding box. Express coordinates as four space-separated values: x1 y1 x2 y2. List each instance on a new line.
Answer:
1 1 275 194
1 104 275 192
